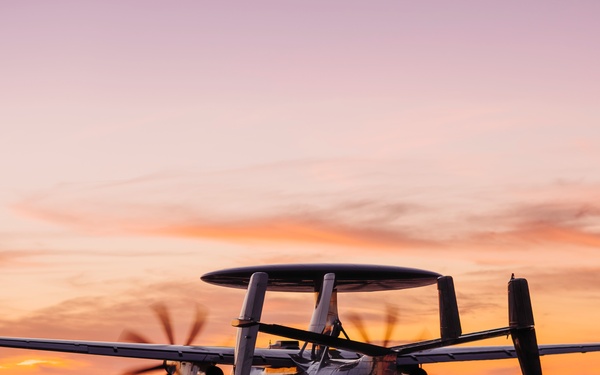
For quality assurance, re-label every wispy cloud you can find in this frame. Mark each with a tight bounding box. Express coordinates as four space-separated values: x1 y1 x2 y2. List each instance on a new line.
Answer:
0 250 54 268
466 202 600 248
151 215 437 248
10 164 600 255
11 168 441 249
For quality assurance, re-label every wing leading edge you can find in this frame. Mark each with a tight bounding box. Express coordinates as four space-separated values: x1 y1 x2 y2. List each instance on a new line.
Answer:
0 336 297 368
396 343 600 365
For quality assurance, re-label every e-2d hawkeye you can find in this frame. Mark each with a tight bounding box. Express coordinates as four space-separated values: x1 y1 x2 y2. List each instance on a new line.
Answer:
0 264 599 375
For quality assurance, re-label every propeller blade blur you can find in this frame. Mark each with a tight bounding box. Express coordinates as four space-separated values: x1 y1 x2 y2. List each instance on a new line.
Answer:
119 329 153 344
152 302 176 345
184 304 207 346
346 313 371 343
382 304 398 347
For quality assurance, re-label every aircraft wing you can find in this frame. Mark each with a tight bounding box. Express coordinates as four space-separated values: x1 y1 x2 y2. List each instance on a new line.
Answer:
396 343 600 365
0 336 297 367
2 336 600 367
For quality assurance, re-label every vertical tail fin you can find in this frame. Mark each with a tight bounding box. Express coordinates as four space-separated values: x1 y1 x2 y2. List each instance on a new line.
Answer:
438 276 462 340
234 272 268 375
508 278 542 375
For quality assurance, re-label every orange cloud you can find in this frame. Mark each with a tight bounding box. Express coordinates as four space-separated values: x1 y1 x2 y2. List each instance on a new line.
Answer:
13 170 600 256
12 186 440 250
12 174 600 255
463 201 600 249
507 223 600 247
0 250 51 268
0 354 88 374
150 217 437 249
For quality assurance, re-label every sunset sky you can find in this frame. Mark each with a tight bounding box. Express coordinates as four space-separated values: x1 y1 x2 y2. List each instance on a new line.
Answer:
1 1 600 374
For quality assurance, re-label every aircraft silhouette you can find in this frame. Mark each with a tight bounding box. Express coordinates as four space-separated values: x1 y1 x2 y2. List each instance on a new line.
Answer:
1 264 599 375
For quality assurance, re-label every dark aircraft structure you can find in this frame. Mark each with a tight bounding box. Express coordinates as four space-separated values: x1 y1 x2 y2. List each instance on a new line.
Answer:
0 264 599 375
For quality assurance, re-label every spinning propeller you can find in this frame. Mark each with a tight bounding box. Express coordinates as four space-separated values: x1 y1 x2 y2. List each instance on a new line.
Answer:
345 304 398 347
120 302 207 375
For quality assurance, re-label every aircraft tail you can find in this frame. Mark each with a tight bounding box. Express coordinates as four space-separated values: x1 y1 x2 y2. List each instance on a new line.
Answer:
508 277 542 375
438 276 462 340
234 272 268 375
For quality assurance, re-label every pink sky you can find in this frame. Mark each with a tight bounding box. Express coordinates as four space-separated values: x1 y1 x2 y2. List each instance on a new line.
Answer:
1 1 600 374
